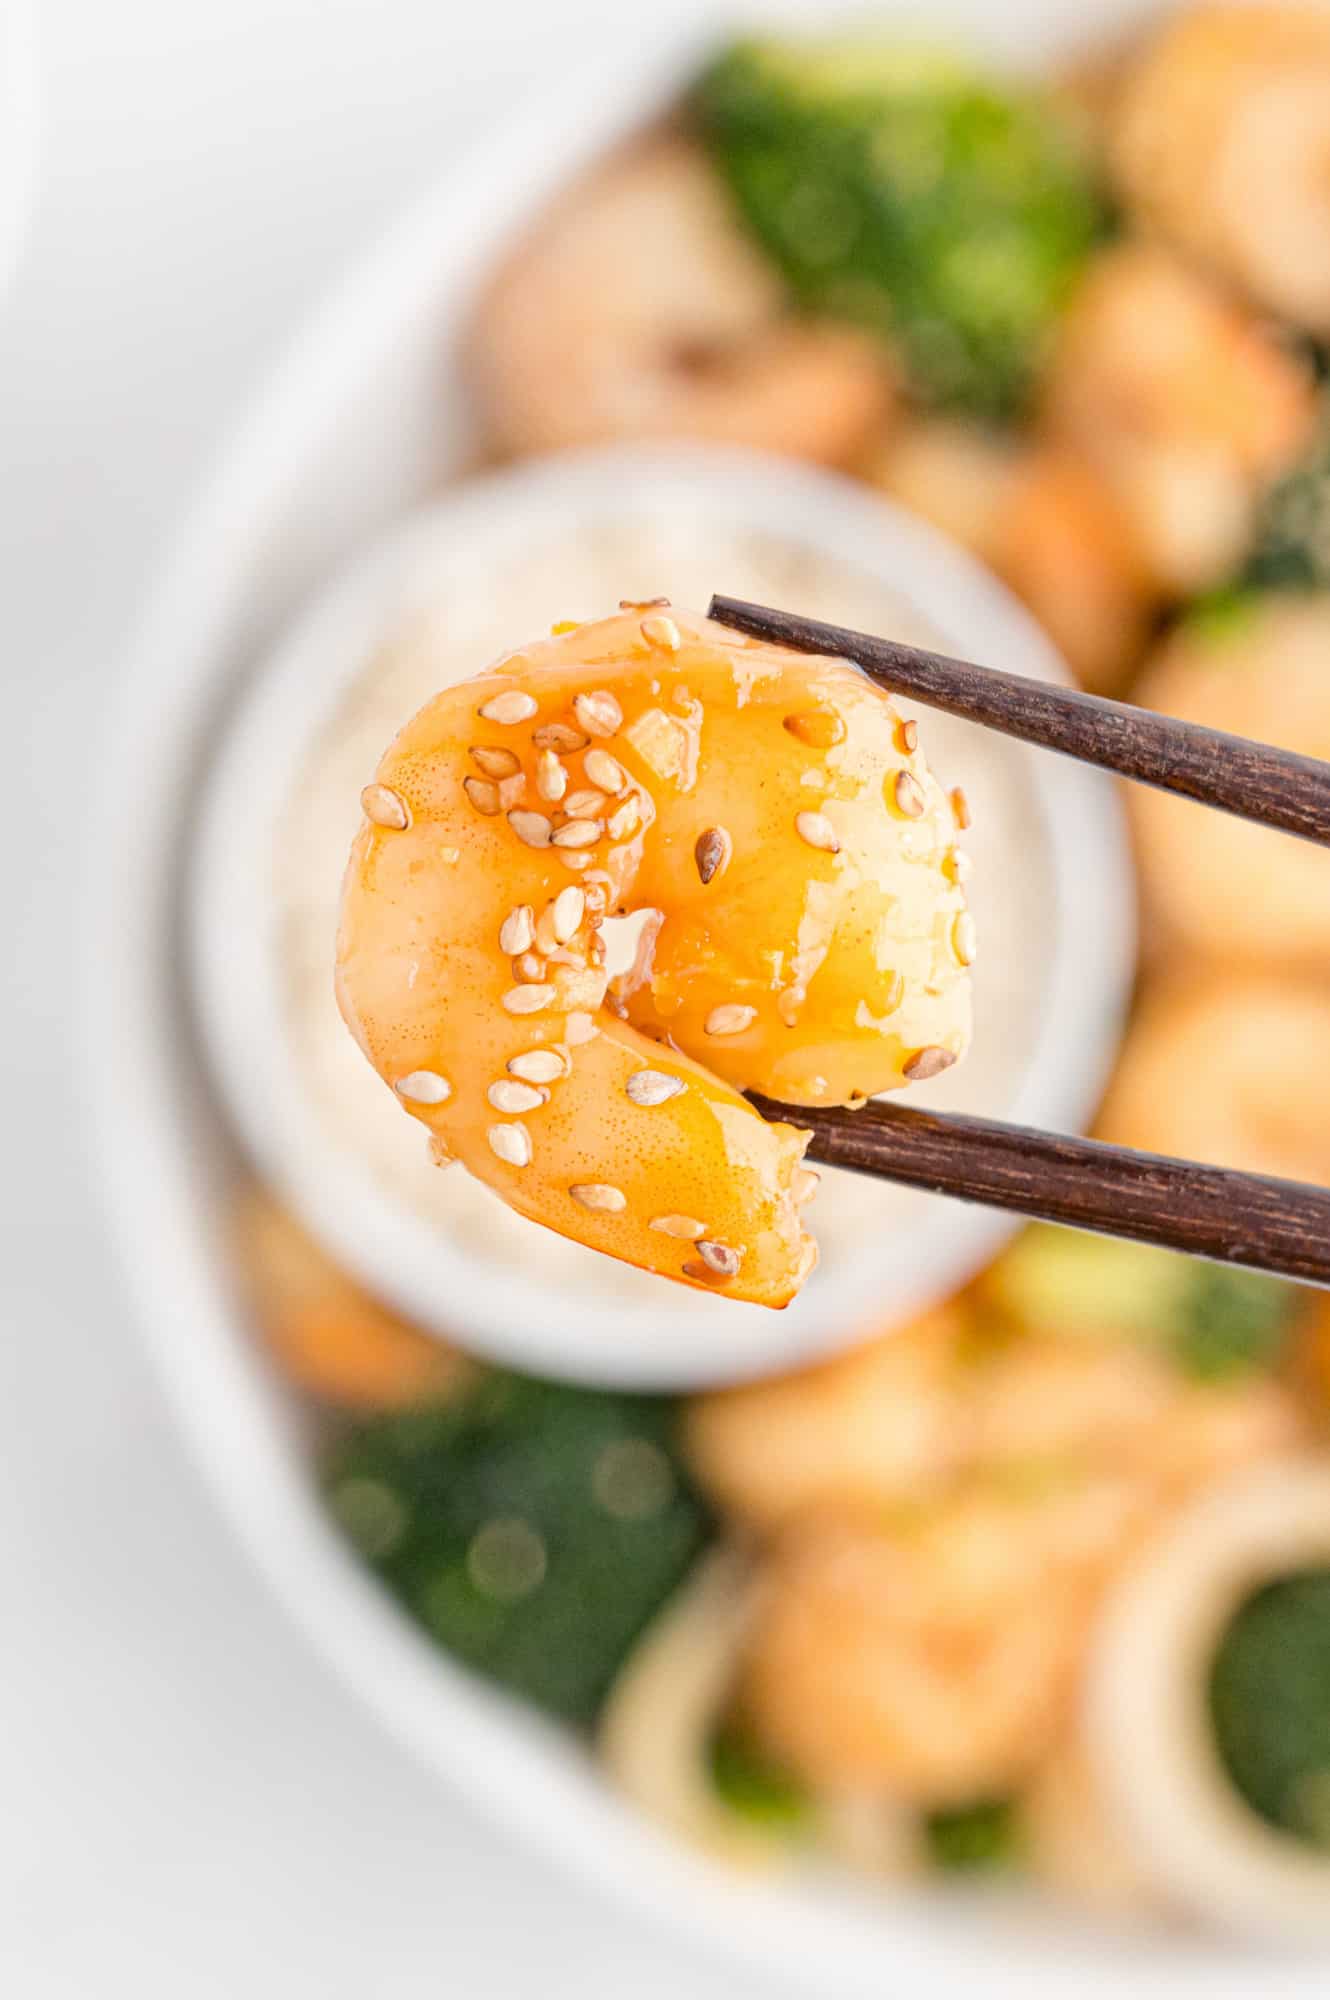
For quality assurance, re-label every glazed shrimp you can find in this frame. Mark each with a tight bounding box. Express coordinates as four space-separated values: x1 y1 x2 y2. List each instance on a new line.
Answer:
336 604 971 1308
467 138 895 464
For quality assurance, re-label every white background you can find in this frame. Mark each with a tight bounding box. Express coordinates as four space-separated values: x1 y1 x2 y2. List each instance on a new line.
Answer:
0 3 790 1993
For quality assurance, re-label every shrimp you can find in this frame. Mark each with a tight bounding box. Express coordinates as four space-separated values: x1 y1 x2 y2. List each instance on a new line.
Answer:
467 138 895 464
1042 244 1315 596
1130 597 1330 969
1112 5 1330 334
335 604 971 1308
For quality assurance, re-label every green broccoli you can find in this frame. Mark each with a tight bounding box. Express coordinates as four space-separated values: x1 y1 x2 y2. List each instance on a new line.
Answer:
1247 401 1330 591
708 1722 811 1835
323 1374 711 1725
1209 1568 1330 1849
924 1796 1023 1872
692 35 1106 423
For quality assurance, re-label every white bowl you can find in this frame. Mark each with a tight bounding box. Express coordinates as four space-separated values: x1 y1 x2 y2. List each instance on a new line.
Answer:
86 10 1315 1994
190 444 1131 1386
0 0 40 295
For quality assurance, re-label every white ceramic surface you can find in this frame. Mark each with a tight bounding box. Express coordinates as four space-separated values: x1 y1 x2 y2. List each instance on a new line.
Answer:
190 445 1131 1386
0 0 39 295
87 11 1305 1995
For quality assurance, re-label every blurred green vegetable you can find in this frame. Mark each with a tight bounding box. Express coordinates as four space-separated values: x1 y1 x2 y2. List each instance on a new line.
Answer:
324 1375 711 1724
1210 1568 1330 1849
987 1226 1299 1380
924 1797 1023 1872
1247 403 1330 591
693 35 1106 422
708 1722 810 1834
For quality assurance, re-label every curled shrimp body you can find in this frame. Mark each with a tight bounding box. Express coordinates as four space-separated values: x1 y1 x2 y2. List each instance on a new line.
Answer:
335 606 971 1308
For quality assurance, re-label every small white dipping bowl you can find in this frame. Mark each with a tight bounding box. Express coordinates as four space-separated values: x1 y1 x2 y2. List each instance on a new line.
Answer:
190 444 1133 1386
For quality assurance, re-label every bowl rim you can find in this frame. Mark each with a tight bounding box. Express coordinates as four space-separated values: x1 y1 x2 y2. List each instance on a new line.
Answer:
81 29 1309 1995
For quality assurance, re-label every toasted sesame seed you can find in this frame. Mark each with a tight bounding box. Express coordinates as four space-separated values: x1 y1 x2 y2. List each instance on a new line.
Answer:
895 771 926 819
682 1260 730 1285
470 745 520 779
696 1240 741 1278
551 885 585 943
626 1069 685 1107
705 1003 756 1037
498 905 535 956
650 1214 706 1240
694 826 732 885
502 984 556 1015
783 710 845 750
536 750 566 803
951 786 971 831
606 796 640 841
618 596 670 611
360 783 410 829
508 809 552 848
904 1045 957 1082
569 1182 627 1213
488 1121 532 1166
498 773 527 811
953 911 977 967
508 1048 567 1084
558 850 592 872
551 817 601 849
900 719 918 753
573 689 623 738
561 788 606 817
514 952 546 982
795 1237 820 1283
488 1078 546 1114
564 1011 598 1045
394 1069 451 1104
948 848 973 884
583 749 626 794
640 614 681 652
464 776 501 815
478 690 537 726
532 723 587 753
792 1167 820 1205
795 809 840 854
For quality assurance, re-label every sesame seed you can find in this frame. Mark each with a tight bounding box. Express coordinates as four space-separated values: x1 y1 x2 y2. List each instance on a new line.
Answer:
682 1260 729 1285
953 911 977 966
552 885 585 943
532 723 587 753
488 1122 532 1166
558 850 592 872
569 1182 627 1213
551 818 601 849
514 952 546 982
795 1238 819 1283
783 710 845 750
895 771 926 819
508 1049 567 1084
696 1240 741 1278
904 1045 957 1082
951 786 972 831
502 984 556 1015
694 826 731 885
470 745 521 779
508 809 552 848
900 719 918 753
573 690 622 738
606 797 640 841
795 809 839 854
488 1078 546 1114
561 789 606 817
564 1011 598 1046
584 749 626 794
478 690 537 725
360 783 410 829
536 750 566 803
394 1069 451 1105
583 880 610 918
625 1069 685 1107
640 614 681 652
948 848 973 883
498 905 535 956
650 1214 706 1240
498 772 526 809
705 1003 756 1037
463 776 501 815
792 1167 820 1205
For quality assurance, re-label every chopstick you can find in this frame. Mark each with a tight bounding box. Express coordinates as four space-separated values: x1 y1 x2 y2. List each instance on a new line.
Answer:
748 1095 1330 1290
709 594 1330 846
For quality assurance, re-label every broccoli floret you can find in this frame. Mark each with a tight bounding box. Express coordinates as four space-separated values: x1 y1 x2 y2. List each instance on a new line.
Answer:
985 1226 1300 1380
1247 402 1330 591
1209 1568 1330 1849
693 35 1106 423
324 1375 711 1725
924 1796 1023 1872
708 1722 810 1834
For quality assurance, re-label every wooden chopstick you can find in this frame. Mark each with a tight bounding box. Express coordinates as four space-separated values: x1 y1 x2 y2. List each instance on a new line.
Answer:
748 1095 1330 1289
709 594 1330 846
